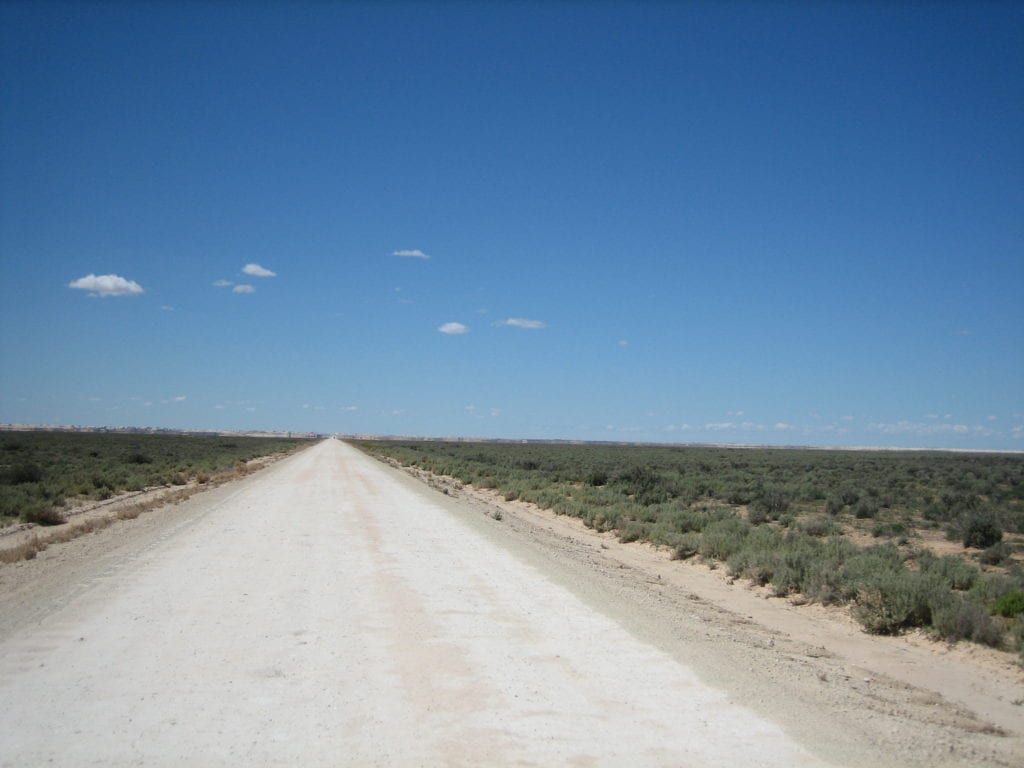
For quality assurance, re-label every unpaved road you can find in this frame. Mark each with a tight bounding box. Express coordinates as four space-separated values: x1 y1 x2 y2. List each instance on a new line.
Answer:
0 439 1020 767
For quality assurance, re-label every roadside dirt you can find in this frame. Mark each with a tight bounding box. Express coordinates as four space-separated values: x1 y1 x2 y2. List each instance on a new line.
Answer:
1 439 1021 766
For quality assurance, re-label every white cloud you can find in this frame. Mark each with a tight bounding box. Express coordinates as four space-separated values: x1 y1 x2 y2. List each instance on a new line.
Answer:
393 249 429 259
438 322 468 335
243 263 276 277
774 422 798 431
160 305 174 311
867 420 992 437
496 318 546 330
213 404 225 410
340 405 358 411
68 273 144 297
705 421 764 432
233 284 255 294
212 279 233 287
172 395 187 402
617 340 629 347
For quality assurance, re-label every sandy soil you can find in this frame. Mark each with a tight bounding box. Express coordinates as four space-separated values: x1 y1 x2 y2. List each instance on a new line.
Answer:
0 439 1020 767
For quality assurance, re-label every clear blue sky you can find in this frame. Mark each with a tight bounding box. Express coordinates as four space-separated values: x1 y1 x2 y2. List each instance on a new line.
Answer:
1 1 1022 449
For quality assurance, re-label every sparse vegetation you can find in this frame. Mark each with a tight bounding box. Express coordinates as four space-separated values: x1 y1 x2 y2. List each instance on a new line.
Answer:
0 431 313 526
357 439 1024 654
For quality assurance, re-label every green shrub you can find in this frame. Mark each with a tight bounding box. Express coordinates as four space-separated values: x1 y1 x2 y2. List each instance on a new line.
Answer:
917 551 977 591
854 499 879 519
618 521 648 543
799 517 838 537
872 521 907 538
931 596 1001 646
963 516 1003 549
671 532 701 560
852 571 938 634
979 541 1013 565
699 517 751 560
752 486 791 516
6 462 43 484
993 591 1024 618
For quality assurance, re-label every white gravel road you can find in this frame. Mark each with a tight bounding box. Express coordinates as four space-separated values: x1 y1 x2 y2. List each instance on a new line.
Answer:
0 438 833 767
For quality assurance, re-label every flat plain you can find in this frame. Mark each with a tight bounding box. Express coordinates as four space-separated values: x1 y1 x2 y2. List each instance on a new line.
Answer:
0 439 1021 766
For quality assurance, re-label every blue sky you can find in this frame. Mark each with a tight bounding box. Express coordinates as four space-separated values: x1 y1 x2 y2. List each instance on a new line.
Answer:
1 1 1022 449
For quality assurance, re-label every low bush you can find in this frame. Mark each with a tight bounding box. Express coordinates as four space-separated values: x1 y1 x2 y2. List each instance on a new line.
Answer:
854 499 879 519
993 591 1024 618
7 463 44 484
931 595 1001 646
699 517 751 560
962 516 1003 549
23 506 66 526
752 486 791 516
917 550 977 591
670 532 701 560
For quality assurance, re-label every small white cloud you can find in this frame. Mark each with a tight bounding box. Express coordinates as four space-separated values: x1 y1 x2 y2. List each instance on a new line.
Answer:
243 263 276 277
160 305 174 311
393 249 429 259
987 415 997 422
212 279 233 287
340 405 358 411
213 404 225 410
490 408 501 417
705 422 737 431
617 340 629 347
465 405 477 411
68 273 144 297
867 420 993 438
840 415 854 422
774 422 798 431
438 322 468 335
172 395 187 402
496 318 546 330
233 284 255 294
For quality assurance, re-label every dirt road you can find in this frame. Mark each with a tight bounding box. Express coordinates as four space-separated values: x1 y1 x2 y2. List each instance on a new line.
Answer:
0 439 1019 766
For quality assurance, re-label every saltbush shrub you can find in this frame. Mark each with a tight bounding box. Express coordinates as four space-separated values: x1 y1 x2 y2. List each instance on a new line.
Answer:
963 516 1003 549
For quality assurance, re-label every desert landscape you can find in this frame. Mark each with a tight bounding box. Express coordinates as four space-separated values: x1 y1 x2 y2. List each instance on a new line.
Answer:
1 438 1022 766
